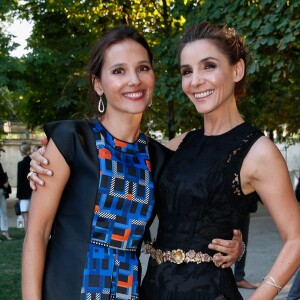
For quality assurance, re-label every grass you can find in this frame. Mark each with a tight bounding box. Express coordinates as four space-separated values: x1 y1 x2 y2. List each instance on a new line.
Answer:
0 227 25 300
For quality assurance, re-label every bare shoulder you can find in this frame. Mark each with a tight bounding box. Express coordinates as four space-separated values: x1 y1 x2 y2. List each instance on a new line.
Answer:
243 135 289 187
248 135 283 163
164 132 189 151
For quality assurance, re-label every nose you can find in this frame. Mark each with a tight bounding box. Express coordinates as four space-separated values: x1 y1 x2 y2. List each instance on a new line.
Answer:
128 71 141 86
191 72 204 87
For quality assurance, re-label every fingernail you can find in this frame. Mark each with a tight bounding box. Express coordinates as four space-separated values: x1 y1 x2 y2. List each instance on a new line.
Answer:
39 181 44 185
46 171 52 176
208 244 213 249
43 160 48 164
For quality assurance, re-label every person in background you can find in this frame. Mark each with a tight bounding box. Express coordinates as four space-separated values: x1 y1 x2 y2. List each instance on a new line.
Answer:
32 145 41 153
26 25 244 299
295 177 300 202
287 178 300 300
288 269 300 300
234 205 258 289
17 142 32 232
0 153 12 241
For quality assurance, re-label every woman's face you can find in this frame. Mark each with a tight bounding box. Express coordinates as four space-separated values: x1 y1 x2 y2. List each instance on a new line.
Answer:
94 39 155 116
180 39 244 115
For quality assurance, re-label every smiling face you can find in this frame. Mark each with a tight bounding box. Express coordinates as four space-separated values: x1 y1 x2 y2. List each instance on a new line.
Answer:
94 39 155 117
180 39 244 115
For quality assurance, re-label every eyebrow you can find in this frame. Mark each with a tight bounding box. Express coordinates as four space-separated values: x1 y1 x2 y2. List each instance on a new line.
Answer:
180 56 219 69
109 60 151 70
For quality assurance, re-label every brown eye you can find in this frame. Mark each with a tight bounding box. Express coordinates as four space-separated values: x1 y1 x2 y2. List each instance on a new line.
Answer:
138 65 151 72
181 69 192 76
204 63 216 70
113 68 124 74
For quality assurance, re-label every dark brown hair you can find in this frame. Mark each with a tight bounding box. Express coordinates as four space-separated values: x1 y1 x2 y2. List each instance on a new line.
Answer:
88 25 153 114
178 22 248 100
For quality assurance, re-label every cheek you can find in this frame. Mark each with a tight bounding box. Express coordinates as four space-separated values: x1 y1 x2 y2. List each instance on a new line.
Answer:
105 77 123 93
149 74 156 90
142 72 155 90
213 71 230 85
181 78 189 95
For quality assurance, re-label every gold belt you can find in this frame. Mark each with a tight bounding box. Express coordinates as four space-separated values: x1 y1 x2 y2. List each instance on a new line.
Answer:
145 243 223 267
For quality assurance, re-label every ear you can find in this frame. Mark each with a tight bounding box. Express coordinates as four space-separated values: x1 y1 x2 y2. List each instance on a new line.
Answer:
233 59 245 83
93 76 103 96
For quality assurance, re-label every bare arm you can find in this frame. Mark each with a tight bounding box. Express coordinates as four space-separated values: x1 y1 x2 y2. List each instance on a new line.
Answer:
242 137 300 299
22 139 70 300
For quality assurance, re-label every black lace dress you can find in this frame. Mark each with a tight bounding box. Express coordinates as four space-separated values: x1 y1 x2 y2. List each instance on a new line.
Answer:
141 122 264 300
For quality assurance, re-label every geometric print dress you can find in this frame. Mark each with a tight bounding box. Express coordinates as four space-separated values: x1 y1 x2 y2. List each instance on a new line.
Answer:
80 119 155 300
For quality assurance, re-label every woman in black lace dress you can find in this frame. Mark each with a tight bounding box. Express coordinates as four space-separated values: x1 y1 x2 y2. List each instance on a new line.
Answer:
141 22 300 299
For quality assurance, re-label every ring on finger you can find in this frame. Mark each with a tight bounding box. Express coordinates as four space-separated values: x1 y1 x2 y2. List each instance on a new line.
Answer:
27 171 36 180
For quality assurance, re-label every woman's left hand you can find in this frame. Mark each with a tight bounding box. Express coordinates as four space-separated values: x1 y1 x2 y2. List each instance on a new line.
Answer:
208 229 244 268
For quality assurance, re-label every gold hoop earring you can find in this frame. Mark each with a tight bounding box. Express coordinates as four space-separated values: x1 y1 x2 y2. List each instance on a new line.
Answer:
98 95 105 113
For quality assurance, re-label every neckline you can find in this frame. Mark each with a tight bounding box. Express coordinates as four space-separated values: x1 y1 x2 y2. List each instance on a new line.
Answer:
92 117 147 153
202 122 247 138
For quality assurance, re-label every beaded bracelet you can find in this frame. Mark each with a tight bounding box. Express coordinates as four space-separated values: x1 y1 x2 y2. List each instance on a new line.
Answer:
237 241 246 261
262 275 282 295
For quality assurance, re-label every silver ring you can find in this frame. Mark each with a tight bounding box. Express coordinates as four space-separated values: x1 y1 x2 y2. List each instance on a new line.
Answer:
27 171 36 180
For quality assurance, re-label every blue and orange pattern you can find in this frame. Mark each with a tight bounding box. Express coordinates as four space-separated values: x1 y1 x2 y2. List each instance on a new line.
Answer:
80 119 155 299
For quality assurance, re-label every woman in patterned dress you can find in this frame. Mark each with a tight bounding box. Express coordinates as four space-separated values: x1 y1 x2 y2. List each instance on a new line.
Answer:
23 25 243 300
22 25 158 300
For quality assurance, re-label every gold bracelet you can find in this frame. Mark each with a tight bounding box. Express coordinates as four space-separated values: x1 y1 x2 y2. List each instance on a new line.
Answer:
262 275 282 295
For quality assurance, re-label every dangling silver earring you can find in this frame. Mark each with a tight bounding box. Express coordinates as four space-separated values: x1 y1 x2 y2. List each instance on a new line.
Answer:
148 99 153 107
98 95 105 113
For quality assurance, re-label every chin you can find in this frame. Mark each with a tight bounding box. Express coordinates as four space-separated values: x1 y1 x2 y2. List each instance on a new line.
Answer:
126 107 148 115
131 102 149 113
194 104 206 114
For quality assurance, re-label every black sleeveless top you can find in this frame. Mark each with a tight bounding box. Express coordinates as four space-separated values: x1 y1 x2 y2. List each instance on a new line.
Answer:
142 122 264 300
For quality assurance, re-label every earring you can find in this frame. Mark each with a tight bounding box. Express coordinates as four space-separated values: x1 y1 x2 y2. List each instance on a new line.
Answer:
98 95 105 113
148 99 153 107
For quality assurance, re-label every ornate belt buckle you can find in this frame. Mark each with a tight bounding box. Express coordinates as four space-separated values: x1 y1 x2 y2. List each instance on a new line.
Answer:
171 249 185 264
212 252 223 267
155 249 164 265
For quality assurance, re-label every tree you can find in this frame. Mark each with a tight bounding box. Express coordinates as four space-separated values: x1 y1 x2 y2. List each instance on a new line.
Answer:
4 0 300 141
0 0 26 145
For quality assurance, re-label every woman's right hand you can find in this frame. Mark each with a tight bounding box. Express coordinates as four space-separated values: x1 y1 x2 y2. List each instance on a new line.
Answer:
29 137 52 190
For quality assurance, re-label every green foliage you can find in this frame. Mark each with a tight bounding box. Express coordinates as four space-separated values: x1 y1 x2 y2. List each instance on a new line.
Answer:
1 0 299 140
181 0 300 140
0 227 25 300
0 87 14 120
0 12 24 144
